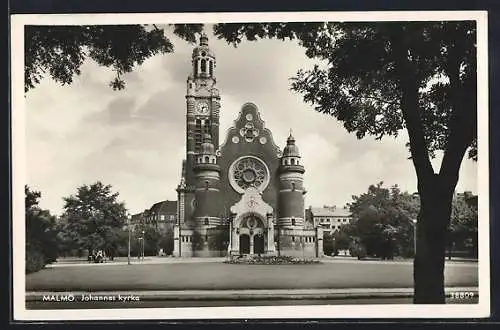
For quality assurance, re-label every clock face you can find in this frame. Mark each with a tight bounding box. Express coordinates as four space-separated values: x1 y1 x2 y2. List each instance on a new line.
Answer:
196 102 209 115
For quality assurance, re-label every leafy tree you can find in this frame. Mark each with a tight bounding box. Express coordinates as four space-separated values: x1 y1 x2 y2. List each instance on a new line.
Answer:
159 228 175 255
347 182 419 259
332 224 355 254
60 182 128 258
448 193 478 258
322 232 335 256
25 24 203 92
213 22 476 303
191 231 206 251
25 186 59 273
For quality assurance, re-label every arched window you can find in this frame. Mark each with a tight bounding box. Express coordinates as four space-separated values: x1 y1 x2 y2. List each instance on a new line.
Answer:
211 158 216 164
201 59 207 72
291 158 295 165
284 159 288 165
209 61 214 76
291 182 296 191
204 156 209 163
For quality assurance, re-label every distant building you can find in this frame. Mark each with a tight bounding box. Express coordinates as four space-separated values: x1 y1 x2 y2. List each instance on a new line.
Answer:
306 205 353 235
142 200 177 233
129 200 178 256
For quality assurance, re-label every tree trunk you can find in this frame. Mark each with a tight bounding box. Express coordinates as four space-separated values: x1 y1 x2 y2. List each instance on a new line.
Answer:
414 176 454 304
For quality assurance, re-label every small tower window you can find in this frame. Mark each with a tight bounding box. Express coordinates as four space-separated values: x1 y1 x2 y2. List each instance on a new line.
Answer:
291 158 295 165
291 182 296 191
212 158 216 164
209 61 214 76
292 218 296 226
204 156 209 163
284 159 288 165
201 59 207 73
204 218 209 225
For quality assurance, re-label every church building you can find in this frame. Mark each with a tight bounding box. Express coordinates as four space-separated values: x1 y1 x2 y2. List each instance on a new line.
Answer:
173 33 324 258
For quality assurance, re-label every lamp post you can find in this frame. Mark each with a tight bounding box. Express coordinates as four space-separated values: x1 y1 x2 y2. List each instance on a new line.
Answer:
409 218 417 257
127 214 131 265
142 230 145 261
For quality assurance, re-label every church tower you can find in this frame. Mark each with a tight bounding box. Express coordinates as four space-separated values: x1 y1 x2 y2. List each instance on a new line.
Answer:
277 132 306 228
193 133 221 227
182 32 221 225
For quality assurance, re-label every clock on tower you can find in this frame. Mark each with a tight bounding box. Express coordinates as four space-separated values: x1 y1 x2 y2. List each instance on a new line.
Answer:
196 101 210 115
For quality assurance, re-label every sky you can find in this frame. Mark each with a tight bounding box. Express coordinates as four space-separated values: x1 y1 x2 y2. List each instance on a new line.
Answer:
24 25 478 216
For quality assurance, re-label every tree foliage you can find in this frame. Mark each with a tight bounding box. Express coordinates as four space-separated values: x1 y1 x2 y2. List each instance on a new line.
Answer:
25 186 59 273
60 182 128 258
213 22 477 159
25 24 203 92
448 193 478 257
347 182 419 259
132 221 163 257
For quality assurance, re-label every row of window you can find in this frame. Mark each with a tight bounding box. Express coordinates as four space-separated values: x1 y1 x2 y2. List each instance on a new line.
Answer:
318 218 350 223
291 236 316 243
144 214 176 222
181 236 192 243
283 158 300 165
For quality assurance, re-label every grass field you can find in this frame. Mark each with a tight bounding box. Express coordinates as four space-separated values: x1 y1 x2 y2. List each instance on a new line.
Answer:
26 260 478 292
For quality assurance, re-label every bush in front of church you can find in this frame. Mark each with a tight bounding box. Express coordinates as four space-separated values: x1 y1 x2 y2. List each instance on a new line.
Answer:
225 255 321 265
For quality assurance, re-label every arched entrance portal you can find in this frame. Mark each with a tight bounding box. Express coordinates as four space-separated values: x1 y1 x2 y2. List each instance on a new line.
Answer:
254 234 265 255
239 234 250 254
236 213 266 255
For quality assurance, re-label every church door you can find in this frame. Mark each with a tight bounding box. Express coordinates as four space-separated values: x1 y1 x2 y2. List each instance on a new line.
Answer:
239 234 250 254
254 234 265 255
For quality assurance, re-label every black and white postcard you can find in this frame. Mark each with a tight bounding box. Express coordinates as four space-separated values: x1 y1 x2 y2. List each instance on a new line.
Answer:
11 11 490 320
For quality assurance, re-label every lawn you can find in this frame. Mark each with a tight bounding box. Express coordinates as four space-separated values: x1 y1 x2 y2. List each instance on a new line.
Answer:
25 261 478 292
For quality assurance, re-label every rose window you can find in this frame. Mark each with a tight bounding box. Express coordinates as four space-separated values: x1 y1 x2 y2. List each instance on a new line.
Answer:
229 156 270 193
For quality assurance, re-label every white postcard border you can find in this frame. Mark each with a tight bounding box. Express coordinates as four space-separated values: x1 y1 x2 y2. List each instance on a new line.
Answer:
11 10 490 320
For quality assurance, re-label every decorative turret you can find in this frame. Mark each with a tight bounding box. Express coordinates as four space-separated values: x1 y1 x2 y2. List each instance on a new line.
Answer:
277 130 306 228
191 32 216 79
193 134 221 228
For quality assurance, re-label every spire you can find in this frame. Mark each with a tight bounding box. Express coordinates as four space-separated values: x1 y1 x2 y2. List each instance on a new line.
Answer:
200 32 209 46
283 129 300 158
287 129 295 144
